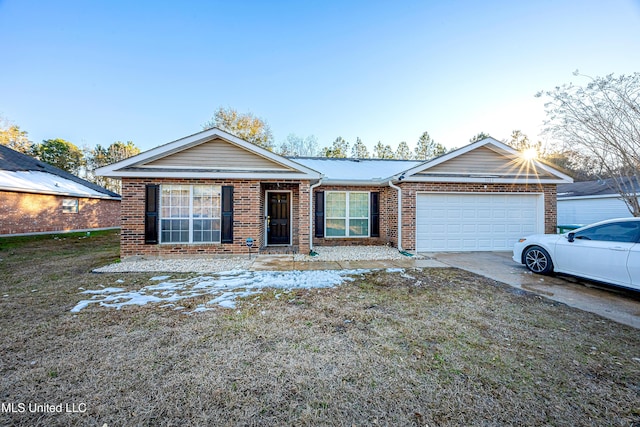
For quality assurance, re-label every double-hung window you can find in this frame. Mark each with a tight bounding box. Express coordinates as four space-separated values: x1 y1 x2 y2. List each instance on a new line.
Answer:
325 191 369 237
160 185 221 243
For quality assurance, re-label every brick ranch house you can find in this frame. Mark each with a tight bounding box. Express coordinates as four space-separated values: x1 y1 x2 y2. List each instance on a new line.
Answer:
0 144 121 236
96 128 572 259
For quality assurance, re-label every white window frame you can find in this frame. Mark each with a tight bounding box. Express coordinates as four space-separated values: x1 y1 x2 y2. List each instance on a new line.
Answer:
62 198 79 214
159 184 222 244
325 191 370 238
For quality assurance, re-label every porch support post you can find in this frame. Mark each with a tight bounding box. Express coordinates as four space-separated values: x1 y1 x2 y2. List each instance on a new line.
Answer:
309 178 323 252
389 180 402 251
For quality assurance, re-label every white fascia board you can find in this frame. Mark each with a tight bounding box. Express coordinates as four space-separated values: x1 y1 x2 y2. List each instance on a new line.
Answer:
103 170 317 180
319 179 388 186
0 186 121 200
558 194 630 201
527 160 574 182
96 127 322 178
403 176 570 184
137 165 313 172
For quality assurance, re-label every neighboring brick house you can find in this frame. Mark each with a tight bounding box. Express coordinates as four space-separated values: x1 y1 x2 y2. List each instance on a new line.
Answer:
97 128 572 259
0 145 121 236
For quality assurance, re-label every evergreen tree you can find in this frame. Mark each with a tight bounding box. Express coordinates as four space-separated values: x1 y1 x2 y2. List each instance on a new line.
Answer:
395 141 413 160
414 131 446 160
350 137 370 158
373 141 394 159
321 136 350 158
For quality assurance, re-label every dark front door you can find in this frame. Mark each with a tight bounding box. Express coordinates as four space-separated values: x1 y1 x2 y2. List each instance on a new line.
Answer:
267 192 290 245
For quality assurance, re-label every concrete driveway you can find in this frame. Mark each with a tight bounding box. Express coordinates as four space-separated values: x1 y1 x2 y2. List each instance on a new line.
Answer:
425 251 640 329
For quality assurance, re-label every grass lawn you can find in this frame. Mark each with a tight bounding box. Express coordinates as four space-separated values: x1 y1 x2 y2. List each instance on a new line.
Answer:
1 231 639 426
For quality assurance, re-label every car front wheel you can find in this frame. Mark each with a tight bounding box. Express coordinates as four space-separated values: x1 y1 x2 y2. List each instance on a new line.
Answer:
524 246 553 274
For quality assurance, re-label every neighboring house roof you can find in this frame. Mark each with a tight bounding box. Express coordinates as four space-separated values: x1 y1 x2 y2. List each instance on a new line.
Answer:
96 130 572 185
0 144 121 199
558 177 640 199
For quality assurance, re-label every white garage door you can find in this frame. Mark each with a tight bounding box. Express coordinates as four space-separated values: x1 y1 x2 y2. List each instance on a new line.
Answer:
416 193 543 252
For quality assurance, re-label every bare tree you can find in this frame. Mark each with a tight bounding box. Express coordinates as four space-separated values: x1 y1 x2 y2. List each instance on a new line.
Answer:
538 71 640 216
277 134 319 157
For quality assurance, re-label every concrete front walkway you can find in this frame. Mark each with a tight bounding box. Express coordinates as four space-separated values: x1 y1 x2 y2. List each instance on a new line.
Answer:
248 255 448 271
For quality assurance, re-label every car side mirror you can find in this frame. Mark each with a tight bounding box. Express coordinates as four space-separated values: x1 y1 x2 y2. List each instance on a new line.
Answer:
567 232 575 243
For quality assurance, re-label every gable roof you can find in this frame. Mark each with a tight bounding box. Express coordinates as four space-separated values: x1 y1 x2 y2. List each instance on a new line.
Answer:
398 138 573 184
0 145 121 199
558 177 640 199
97 128 322 180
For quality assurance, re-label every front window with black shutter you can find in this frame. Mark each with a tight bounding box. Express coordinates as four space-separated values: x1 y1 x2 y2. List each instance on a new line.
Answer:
159 185 222 243
325 191 369 238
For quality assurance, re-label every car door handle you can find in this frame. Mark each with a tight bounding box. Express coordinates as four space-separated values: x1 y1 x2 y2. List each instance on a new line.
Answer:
609 246 627 251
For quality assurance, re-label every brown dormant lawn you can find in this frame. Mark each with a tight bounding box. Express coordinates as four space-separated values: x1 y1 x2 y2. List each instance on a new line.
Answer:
1 231 639 426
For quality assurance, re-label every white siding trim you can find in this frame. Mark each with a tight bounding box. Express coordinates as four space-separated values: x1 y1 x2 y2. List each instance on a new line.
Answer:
404 176 568 184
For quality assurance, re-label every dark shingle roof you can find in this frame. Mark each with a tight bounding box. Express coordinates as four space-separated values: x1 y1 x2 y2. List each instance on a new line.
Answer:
0 144 120 198
557 177 640 198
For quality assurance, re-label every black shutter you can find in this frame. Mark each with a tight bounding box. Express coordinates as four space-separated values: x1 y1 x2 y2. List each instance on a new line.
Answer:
221 186 234 243
370 192 380 237
144 184 159 244
314 191 324 238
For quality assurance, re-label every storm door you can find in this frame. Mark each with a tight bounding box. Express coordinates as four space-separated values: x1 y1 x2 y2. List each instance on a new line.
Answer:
267 192 290 245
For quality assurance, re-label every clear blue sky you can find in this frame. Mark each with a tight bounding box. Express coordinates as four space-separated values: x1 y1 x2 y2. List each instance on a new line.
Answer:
1 0 639 154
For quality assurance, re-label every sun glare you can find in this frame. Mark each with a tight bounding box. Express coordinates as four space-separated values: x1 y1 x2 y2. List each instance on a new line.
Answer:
522 148 538 161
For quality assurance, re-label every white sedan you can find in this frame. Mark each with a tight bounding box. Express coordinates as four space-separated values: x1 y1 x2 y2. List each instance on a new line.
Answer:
513 218 640 291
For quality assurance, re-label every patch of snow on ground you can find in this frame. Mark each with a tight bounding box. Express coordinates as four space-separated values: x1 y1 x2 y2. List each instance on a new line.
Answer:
71 269 368 313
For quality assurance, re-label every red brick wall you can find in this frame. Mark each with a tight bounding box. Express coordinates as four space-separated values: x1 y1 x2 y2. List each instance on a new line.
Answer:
120 178 557 257
397 182 557 250
0 190 120 235
121 178 311 257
